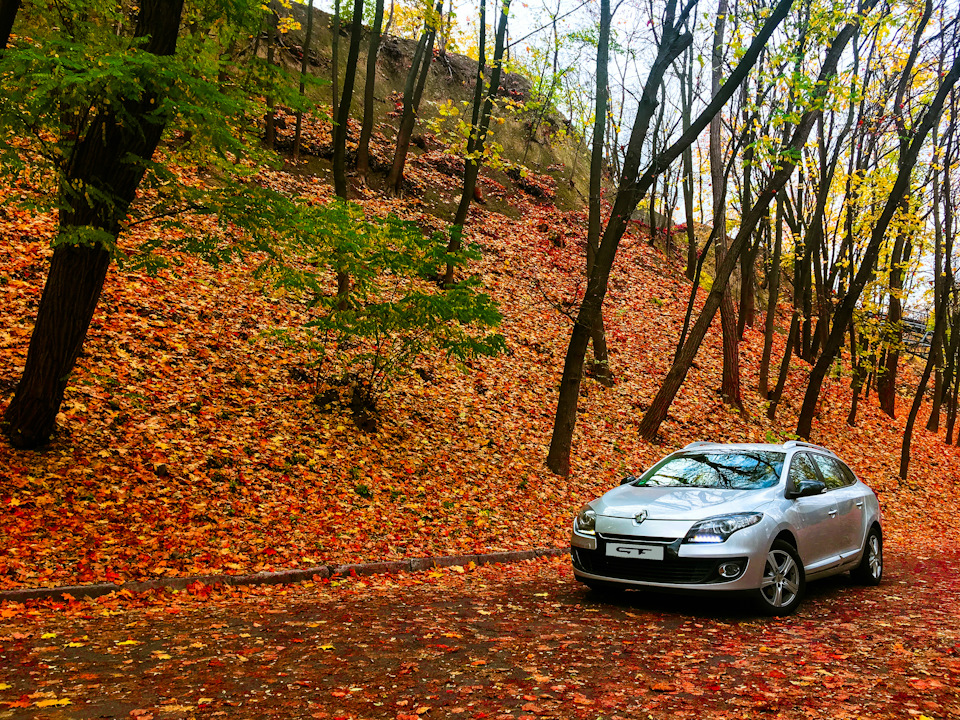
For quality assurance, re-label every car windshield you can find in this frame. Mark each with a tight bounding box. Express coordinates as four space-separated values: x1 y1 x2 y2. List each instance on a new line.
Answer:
635 451 786 490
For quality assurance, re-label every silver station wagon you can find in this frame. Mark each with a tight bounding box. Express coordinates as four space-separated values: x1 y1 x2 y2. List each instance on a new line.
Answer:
570 441 883 615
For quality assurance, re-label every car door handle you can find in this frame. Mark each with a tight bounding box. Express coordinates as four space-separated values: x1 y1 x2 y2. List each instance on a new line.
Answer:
828 509 838 517
856 502 864 508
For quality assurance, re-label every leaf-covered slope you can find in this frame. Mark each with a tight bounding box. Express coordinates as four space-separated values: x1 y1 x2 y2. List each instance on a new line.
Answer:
0 166 957 591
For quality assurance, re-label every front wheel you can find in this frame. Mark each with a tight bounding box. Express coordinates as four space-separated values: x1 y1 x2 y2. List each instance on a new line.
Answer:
851 526 883 586
755 540 806 616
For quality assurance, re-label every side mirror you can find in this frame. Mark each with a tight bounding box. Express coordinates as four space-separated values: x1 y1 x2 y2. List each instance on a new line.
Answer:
620 474 638 486
788 478 826 499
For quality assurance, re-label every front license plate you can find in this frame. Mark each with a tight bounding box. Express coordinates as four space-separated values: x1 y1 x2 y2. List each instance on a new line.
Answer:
605 543 664 560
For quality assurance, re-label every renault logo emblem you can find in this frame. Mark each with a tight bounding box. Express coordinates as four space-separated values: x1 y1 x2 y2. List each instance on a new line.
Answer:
634 509 648 524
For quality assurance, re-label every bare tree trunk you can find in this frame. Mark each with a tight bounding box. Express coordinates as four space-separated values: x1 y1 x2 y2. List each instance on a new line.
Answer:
331 0 341 118
709 0 743 411
356 0 385 181
847 323 866 426
386 4 439 194
927 119 954 431
680 40 698 281
758 196 782 399
766 312 800 421
876 205 911 418
586 0 613 383
293 0 316 163
901 254 949 480
264 14 277 149
443 0 509 286
332 0 366 199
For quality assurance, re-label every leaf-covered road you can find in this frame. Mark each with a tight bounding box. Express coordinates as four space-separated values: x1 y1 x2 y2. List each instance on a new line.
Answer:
2 549 958 719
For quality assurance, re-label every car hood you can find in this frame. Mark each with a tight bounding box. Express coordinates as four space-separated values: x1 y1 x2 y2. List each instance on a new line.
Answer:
593 484 779 521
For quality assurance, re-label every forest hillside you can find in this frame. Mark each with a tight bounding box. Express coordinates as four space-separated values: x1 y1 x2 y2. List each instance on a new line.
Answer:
1 0 959 594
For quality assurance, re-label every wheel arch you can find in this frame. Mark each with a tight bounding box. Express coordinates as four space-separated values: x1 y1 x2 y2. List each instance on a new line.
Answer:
774 529 798 549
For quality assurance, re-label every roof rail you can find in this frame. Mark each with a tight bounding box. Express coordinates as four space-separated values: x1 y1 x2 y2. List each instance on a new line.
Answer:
783 440 835 454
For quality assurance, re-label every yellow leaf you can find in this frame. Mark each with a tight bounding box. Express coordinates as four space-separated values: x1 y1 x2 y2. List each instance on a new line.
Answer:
116 640 139 646
320 644 335 650
41 632 57 639
35 699 72 708
0 683 9 690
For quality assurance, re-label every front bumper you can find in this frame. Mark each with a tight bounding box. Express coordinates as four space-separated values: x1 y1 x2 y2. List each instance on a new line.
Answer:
570 525 766 592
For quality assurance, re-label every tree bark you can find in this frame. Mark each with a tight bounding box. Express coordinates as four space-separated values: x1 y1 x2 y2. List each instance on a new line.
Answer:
3 0 186 449
585 0 612 382
331 0 341 119
680 43 697 281
264 14 277 149
0 0 20 49
876 203 911 418
708 0 742 411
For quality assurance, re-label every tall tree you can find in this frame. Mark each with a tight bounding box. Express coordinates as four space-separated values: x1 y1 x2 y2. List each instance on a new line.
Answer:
876 0 933 418
442 0 510 286
356 0 386 182
386 0 442 194
585 0 617 382
332 0 366 198
708 0 743 410
293 0 316 163
2 0 187 448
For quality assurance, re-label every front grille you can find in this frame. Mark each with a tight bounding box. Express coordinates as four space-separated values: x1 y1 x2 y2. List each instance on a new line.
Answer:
600 533 677 544
572 547 746 585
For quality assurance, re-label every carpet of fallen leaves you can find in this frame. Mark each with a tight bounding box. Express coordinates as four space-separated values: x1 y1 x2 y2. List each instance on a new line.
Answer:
1 146 959 596
1 552 959 718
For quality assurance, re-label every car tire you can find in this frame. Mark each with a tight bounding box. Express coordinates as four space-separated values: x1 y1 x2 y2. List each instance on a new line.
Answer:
850 526 883 586
755 540 806 616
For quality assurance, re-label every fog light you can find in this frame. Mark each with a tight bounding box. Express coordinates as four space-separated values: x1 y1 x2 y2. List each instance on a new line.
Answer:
718 562 742 578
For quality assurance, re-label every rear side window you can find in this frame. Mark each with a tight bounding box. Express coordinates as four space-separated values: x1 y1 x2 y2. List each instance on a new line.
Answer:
812 455 855 489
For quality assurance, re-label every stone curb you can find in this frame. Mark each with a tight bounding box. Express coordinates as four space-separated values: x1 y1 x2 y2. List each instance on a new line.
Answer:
0 547 568 604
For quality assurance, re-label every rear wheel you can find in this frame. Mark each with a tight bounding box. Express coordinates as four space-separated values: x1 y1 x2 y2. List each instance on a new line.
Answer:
851 526 882 585
755 540 805 616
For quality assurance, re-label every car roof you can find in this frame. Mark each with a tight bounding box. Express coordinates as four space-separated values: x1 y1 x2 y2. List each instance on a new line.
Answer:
680 440 839 457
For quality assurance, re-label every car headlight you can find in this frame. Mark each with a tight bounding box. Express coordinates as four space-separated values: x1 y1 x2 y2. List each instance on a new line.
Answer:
575 506 597 535
683 512 763 543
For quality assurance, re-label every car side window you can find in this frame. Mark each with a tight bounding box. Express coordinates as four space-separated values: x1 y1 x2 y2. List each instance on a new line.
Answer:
836 460 858 487
813 455 854 490
787 453 820 492
812 455 847 490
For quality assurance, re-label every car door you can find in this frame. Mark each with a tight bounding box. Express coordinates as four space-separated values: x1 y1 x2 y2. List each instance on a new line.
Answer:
812 454 864 559
786 452 841 571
